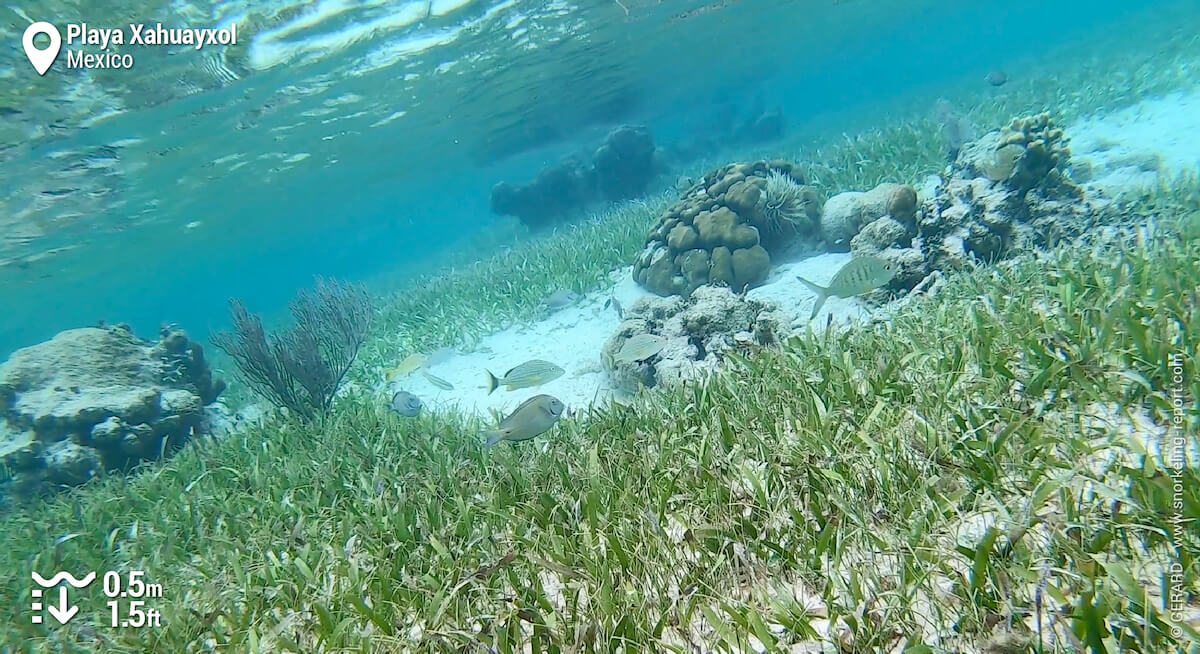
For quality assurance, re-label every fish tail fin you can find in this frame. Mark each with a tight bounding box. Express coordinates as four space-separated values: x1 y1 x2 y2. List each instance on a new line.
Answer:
809 293 829 320
796 276 829 319
484 431 503 447
485 370 499 395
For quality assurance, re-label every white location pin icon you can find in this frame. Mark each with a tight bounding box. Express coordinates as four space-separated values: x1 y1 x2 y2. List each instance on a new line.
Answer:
23 22 62 76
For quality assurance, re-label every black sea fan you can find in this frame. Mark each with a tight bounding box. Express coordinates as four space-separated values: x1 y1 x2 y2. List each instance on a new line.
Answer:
211 277 372 421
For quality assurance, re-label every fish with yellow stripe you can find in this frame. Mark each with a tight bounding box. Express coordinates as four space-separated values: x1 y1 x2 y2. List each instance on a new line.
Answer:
485 359 564 394
384 353 428 382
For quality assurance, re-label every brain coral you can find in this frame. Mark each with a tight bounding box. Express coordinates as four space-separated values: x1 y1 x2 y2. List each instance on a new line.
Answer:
633 160 822 297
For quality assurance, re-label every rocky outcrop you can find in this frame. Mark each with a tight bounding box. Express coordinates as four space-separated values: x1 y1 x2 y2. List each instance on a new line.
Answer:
633 160 822 296
602 285 786 393
657 103 788 166
831 113 1106 292
593 125 657 202
489 157 595 230
490 125 659 229
916 113 1101 274
821 182 918 252
821 182 925 290
0 325 225 498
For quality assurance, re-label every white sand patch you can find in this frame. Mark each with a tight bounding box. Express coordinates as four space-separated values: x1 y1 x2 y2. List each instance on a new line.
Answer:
1068 88 1200 195
383 253 875 422
384 268 650 421
748 252 873 329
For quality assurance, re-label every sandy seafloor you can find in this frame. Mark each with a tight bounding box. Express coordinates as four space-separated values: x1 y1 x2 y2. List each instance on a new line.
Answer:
1067 88 1200 193
379 88 1200 424
381 252 871 422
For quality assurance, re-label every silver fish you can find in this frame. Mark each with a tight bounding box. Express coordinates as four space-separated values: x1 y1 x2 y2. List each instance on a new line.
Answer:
604 296 624 319
485 394 565 447
541 289 581 311
485 359 565 394
422 369 455 390
390 391 422 417
796 255 896 319
615 333 666 364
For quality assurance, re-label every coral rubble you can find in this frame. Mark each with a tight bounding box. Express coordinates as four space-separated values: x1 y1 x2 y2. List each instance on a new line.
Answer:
0 325 224 498
633 159 822 296
918 113 1099 274
602 285 786 393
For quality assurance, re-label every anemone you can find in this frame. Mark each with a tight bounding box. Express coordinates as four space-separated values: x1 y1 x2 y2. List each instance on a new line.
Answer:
757 171 814 235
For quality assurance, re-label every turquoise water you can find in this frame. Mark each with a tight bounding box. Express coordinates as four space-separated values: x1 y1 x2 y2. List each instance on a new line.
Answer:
0 0 1190 359
3 1 1199 649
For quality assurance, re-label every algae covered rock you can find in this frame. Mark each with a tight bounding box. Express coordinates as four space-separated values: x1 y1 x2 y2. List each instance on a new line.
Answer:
0 325 225 499
42 440 102 486
849 216 926 290
920 112 1101 275
602 286 786 393
851 216 911 253
632 159 822 296
824 112 1105 294
821 182 919 251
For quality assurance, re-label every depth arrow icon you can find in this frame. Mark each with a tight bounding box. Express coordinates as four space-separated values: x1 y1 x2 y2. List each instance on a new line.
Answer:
46 586 78 624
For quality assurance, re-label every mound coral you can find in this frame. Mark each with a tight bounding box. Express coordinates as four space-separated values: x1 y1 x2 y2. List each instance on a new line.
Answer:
633 160 822 296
